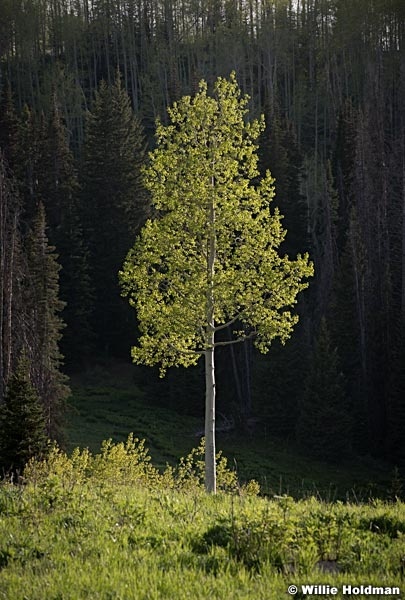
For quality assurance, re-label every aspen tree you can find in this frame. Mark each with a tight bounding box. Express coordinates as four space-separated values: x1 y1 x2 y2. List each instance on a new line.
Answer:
120 74 314 492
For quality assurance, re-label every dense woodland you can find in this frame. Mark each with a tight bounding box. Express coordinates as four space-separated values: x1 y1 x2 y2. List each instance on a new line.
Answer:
0 0 404 469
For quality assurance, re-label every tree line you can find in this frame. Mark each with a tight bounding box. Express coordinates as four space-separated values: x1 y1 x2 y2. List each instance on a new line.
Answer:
0 0 404 469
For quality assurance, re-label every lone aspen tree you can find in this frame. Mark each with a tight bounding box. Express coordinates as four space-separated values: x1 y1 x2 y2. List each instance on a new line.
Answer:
120 75 313 493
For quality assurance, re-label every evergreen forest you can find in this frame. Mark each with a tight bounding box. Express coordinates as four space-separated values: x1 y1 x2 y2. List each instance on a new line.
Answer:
1 0 405 473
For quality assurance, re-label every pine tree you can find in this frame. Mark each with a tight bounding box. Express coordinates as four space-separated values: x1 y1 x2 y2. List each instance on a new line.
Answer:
36 96 79 235
80 71 147 356
259 110 309 256
329 219 369 453
253 325 309 439
257 109 311 432
57 206 94 367
36 97 94 367
297 318 352 462
24 202 70 440
0 352 48 475
333 99 358 252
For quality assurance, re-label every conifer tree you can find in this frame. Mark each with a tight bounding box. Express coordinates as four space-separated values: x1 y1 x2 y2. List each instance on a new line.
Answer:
8 98 93 368
36 96 79 234
297 318 352 462
330 206 371 452
259 111 308 255
24 202 70 440
0 352 48 475
254 327 309 438
36 97 94 367
80 71 147 356
57 207 95 367
257 110 311 432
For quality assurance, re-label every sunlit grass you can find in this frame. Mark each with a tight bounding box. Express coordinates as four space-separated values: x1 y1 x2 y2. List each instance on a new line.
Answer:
0 440 404 600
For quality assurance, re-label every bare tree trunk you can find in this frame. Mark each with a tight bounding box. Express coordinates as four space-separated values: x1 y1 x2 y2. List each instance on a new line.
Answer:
205 172 216 494
204 340 216 494
401 146 405 325
4 211 17 384
229 327 243 410
0 167 5 401
0 157 20 401
243 339 252 418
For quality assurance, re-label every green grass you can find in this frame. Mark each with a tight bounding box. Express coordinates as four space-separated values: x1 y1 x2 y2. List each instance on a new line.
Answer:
65 367 202 469
0 442 404 600
0 363 399 599
65 361 393 500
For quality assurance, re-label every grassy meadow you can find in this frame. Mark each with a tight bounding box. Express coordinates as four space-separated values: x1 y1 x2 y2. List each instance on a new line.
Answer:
0 437 404 599
1 362 404 599
65 362 392 500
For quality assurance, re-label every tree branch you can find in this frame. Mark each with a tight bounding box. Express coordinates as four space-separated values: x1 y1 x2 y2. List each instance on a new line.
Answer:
168 342 205 356
214 309 246 332
213 330 257 347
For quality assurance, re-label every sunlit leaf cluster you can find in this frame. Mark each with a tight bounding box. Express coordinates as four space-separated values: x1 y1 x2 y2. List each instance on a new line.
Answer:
120 74 313 374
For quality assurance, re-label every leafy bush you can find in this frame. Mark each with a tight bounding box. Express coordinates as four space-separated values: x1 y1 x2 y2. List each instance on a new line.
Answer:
165 438 239 492
22 435 258 496
91 434 160 486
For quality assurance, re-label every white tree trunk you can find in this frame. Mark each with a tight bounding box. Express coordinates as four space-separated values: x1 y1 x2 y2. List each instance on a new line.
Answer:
204 340 216 494
205 174 216 494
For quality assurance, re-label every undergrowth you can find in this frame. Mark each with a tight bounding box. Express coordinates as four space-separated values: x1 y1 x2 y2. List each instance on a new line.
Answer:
0 436 404 599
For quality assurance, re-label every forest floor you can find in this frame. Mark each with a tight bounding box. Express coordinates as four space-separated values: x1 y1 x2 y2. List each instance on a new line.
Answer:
65 361 394 501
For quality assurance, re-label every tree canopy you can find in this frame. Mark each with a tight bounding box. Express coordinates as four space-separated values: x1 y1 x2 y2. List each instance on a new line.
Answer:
120 74 313 491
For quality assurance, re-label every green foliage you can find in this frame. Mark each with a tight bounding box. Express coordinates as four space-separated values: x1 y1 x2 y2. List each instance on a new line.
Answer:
0 353 49 474
92 435 160 487
80 70 147 357
166 438 256 494
120 74 313 373
24 435 252 496
64 368 391 500
259 111 309 256
38 96 94 367
24 202 70 440
1 451 405 599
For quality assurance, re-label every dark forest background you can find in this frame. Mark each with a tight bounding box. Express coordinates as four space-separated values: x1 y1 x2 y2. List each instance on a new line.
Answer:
0 0 404 467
